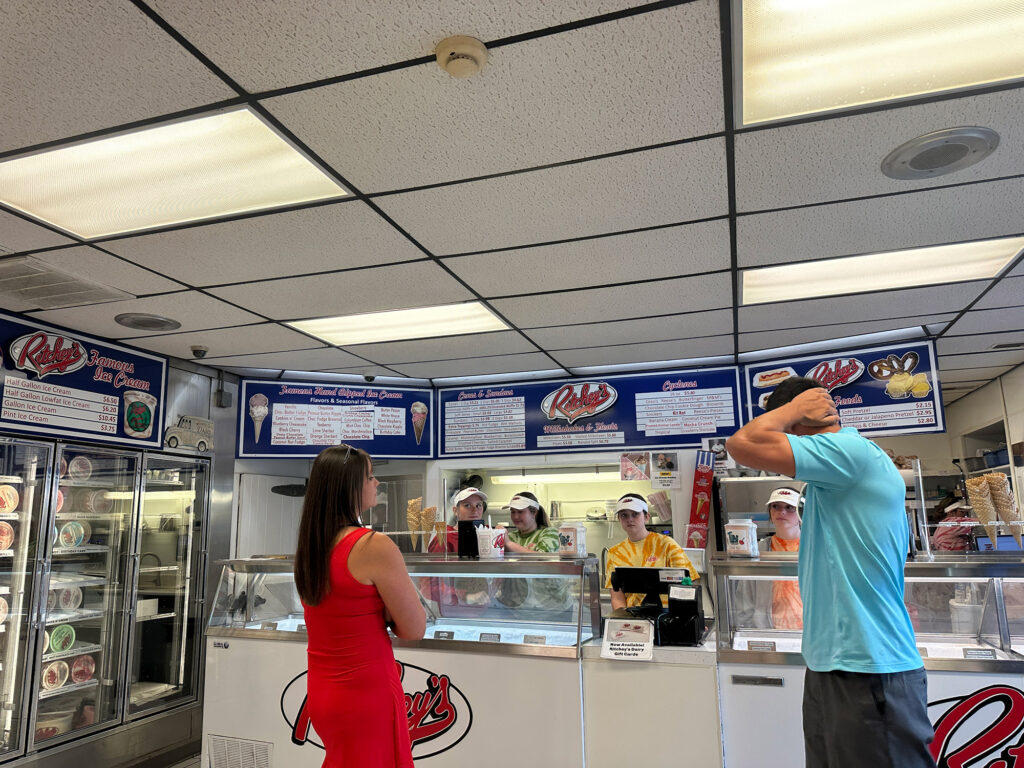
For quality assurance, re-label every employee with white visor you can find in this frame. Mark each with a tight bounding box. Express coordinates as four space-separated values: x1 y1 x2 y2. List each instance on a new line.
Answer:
605 493 697 610
501 491 559 554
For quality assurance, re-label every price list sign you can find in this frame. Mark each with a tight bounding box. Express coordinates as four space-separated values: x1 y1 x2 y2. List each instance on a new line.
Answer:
238 379 433 458
438 367 742 458
743 340 944 437
0 311 167 448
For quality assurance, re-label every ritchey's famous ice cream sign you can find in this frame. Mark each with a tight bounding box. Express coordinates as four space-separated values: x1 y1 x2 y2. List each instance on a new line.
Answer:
540 382 617 424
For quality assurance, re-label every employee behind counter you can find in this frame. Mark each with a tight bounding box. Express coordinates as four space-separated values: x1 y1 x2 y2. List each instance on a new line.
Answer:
605 493 698 609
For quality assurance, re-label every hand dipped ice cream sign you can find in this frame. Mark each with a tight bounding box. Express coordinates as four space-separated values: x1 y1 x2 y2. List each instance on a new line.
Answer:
238 379 433 459
0 313 166 447
744 340 943 437
540 381 617 424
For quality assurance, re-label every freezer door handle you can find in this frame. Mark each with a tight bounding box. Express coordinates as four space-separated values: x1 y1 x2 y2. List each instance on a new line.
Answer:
32 560 52 629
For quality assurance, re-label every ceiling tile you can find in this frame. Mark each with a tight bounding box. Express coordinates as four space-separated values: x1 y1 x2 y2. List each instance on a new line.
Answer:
972 275 1024 310
266 2 722 191
1011 258 1024 277
738 314 954 353
391 352 557 379
944 306 1024 336
104 201 425 286
938 351 1024 370
201 347 367 370
553 335 733 367
349 331 536 365
127 323 325 360
149 0 654 92
735 90 1024 212
525 309 733 348
444 220 731 296
1 0 236 153
0 211 76 253
737 177 1024 267
208 262 473 320
492 273 733 328
375 139 728 255
320 365 405 378
738 282 989 333
27 291 262 339
939 366 1012 383
31 245 183 296
938 332 1024 355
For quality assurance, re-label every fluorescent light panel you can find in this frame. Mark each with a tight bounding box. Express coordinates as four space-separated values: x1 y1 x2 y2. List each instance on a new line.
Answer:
737 327 925 363
742 237 1024 305
289 302 509 346
0 108 349 238
740 0 1024 125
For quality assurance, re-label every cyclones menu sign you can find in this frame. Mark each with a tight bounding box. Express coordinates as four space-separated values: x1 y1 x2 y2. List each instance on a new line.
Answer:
0 311 167 448
282 662 473 759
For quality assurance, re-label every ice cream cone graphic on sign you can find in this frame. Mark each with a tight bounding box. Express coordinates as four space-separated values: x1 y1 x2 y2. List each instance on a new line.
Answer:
410 401 428 445
249 393 269 443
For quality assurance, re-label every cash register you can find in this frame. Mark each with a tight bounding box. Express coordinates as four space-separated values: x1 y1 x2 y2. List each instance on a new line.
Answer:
609 567 705 646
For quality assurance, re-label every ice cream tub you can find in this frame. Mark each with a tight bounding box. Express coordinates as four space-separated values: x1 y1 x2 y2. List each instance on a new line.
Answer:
70 654 95 684
41 661 69 690
0 596 8 624
0 521 14 550
49 624 75 653
123 390 157 439
0 484 19 513
58 587 82 611
558 523 587 557
476 527 505 559
725 519 759 557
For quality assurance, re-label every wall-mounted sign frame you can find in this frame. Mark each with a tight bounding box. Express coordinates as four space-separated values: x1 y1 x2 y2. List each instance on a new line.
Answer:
237 379 434 459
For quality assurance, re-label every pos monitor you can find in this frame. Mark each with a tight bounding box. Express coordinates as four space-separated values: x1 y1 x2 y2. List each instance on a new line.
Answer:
610 567 691 611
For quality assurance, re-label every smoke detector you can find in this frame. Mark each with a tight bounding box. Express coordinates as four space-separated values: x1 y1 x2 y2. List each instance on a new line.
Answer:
435 36 487 79
881 126 999 180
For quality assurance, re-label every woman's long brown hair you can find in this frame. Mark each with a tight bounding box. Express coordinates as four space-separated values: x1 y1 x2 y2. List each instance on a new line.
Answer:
294 444 370 606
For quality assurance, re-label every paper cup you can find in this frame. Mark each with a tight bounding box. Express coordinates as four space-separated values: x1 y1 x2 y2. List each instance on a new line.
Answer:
476 527 505 559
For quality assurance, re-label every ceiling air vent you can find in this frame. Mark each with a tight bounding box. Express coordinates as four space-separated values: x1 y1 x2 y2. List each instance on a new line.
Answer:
0 255 133 309
881 127 999 180
208 734 273 768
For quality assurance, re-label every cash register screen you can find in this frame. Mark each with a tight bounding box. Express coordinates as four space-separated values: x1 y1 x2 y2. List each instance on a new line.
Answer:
610 567 691 606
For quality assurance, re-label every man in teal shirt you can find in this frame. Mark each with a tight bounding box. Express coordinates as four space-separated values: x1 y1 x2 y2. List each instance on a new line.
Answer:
727 377 934 767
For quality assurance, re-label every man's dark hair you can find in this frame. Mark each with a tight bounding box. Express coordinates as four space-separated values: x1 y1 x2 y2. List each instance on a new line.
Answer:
765 376 825 411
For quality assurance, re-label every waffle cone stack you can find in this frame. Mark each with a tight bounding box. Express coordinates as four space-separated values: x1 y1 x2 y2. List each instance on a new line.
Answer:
965 476 999 548
985 472 1023 549
405 497 438 550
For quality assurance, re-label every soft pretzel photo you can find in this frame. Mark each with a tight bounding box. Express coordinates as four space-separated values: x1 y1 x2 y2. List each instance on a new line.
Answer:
867 351 920 381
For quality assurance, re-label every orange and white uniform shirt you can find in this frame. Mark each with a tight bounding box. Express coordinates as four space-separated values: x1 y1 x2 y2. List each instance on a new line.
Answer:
605 532 698 608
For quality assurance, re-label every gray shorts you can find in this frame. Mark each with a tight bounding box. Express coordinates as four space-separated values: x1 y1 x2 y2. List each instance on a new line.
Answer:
803 668 935 768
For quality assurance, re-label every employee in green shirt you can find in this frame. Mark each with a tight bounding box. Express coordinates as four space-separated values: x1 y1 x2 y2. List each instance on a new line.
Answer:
502 492 559 553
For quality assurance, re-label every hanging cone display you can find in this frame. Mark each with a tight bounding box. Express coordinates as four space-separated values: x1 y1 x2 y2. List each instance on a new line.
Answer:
965 476 999 549
407 497 423 549
984 472 1023 549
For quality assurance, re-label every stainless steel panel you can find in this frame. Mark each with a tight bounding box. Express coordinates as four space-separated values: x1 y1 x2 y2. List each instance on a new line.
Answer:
165 368 212 426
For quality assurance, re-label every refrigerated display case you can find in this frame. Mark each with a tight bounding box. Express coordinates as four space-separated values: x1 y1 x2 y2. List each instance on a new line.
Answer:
32 445 136 748
125 456 209 717
0 438 52 762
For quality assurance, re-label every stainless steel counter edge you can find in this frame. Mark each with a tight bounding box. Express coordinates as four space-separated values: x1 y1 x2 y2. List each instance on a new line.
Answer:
215 553 598 576
717 648 1024 672
711 553 1024 578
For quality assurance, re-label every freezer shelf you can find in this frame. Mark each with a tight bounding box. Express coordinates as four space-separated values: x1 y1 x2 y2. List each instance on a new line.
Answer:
52 545 110 556
38 678 99 701
49 574 107 589
42 642 103 663
136 612 176 623
45 608 105 626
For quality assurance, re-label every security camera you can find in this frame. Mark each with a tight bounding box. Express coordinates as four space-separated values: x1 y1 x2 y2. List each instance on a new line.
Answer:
191 345 209 359
364 375 376 383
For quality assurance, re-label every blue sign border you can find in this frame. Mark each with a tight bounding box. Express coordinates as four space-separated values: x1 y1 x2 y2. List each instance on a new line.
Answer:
237 378 434 459
437 366 742 458
743 340 945 436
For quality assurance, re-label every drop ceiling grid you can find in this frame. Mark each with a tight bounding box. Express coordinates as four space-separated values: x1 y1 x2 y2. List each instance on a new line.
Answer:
938 350 1024 370
938 332 1024 355
553 335 734 367
262 1 723 192
0 210 76 253
736 314 957 354
28 245 185 297
198 347 370 371
126 323 328 359
523 309 734 348
944 306 1024 336
392 352 561 379
344 331 537 366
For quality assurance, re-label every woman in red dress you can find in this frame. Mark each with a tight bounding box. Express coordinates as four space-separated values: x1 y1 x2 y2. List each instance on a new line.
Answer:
295 444 426 768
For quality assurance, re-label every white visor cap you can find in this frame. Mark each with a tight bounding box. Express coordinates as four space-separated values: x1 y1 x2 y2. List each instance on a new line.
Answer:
452 487 488 508
766 488 803 508
616 496 649 515
503 494 539 511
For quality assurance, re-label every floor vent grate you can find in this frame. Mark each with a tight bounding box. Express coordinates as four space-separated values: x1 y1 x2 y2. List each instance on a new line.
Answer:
207 734 274 768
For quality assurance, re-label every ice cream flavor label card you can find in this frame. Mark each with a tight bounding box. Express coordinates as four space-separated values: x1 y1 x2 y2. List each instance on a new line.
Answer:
743 340 945 437
0 310 167 448
238 379 434 458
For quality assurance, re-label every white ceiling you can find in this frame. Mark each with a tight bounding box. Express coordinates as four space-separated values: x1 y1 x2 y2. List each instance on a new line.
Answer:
1 0 1023 399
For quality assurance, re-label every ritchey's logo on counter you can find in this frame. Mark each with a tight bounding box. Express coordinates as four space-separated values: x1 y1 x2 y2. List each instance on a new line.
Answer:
929 684 1024 767
10 332 86 379
540 382 617 424
805 358 864 392
282 661 472 759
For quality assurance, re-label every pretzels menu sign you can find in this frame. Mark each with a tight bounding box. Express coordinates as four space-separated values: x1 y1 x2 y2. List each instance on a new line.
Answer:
743 340 944 436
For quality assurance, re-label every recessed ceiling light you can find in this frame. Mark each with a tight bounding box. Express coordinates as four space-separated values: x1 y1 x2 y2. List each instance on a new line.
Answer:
114 313 182 332
738 0 1024 125
288 302 509 346
0 108 349 238
742 236 1024 305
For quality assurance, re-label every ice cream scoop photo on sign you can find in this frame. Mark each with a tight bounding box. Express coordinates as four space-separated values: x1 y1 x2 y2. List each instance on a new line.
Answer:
249 393 269 442
410 401 428 445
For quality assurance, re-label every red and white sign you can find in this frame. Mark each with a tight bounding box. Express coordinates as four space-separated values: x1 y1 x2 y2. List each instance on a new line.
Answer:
804 357 865 392
930 684 1024 768
10 332 86 379
540 382 617 425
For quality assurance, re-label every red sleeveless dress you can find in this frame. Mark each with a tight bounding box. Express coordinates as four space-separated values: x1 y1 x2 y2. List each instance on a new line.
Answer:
303 528 413 767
